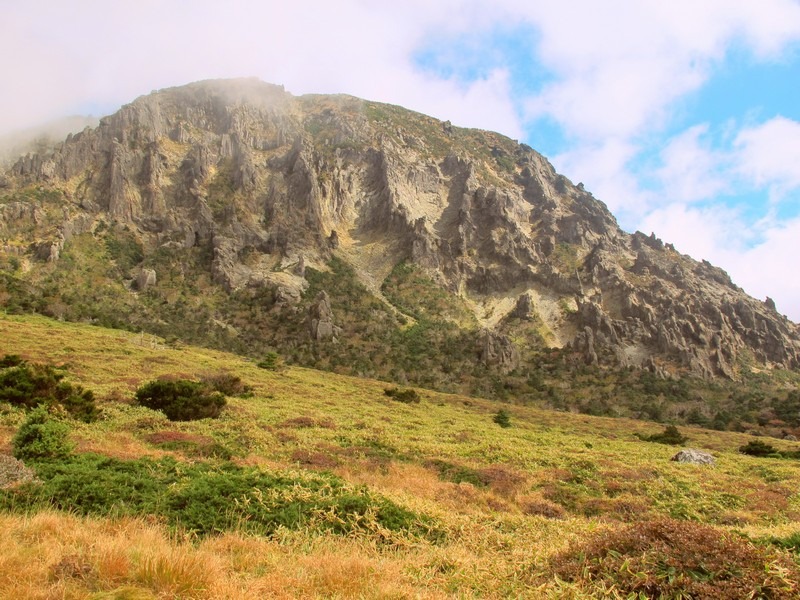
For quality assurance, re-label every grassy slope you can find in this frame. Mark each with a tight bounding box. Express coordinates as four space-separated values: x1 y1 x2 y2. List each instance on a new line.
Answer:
2 313 800 598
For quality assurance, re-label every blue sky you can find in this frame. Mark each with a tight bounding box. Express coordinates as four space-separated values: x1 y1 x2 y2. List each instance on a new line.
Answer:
2 0 799 320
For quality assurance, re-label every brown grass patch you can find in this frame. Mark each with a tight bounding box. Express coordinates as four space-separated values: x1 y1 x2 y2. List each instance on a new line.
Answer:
291 449 340 469
548 518 800 599
279 416 337 429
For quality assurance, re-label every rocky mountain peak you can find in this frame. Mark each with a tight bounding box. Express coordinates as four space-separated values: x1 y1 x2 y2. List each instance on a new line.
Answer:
2 78 798 381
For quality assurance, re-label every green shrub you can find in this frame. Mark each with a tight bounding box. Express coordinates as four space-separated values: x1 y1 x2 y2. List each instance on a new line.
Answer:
0 354 24 368
740 439 779 457
0 453 442 541
256 352 281 371
637 424 687 445
12 406 74 461
493 409 511 428
760 531 800 555
134 379 226 421
0 359 99 422
384 387 421 404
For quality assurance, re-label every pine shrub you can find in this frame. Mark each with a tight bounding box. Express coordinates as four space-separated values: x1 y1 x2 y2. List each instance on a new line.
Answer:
493 409 511 428
134 379 226 421
12 406 74 461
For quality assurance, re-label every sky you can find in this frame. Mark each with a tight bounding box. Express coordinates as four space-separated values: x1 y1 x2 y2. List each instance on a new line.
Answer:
2 0 799 320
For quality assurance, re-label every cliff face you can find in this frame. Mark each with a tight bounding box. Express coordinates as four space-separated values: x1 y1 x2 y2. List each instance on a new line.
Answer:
2 78 799 379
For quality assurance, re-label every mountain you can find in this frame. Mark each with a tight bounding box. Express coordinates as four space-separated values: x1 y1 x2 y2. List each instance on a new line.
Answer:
1 78 798 411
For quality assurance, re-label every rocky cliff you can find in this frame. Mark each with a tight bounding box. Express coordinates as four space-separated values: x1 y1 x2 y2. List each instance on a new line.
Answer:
2 78 799 381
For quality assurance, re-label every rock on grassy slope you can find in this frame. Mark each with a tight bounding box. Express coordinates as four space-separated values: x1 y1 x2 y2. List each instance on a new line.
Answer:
2 313 800 597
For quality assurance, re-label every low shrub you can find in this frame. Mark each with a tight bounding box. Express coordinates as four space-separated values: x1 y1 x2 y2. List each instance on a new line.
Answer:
740 439 779 457
0 358 99 422
384 387 421 404
637 424 687 445
0 454 38 488
200 372 253 397
549 518 800 598
12 406 74 461
134 379 226 421
256 352 282 371
0 354 24 368
761 531 800 555
493 409 511 428
426 459 488 487
0 453 443 541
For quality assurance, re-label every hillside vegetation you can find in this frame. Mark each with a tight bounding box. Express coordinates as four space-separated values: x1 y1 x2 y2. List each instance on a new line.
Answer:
2 313 800 598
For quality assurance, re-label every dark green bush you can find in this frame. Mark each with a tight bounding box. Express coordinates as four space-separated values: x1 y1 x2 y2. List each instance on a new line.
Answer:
384 387 421 404
493 409 511 428
0 354 24 368
739 439 779 457
134 379 226 421
637 425 687 445
0 359 99 422
12 406 74 461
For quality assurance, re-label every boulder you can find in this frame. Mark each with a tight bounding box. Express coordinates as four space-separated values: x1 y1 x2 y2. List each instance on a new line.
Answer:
671 449 715 466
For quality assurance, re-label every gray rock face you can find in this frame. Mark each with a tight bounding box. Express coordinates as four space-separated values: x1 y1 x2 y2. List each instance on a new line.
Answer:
671 449 715 465
308 291 337 341
2 78 799 379
136 268 157 290
481 330 519 374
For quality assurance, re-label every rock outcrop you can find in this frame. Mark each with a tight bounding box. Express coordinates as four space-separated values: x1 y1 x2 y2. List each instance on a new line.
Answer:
308 291 338 341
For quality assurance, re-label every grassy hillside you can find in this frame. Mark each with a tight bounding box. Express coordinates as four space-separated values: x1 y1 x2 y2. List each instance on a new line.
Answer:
2 313 800 598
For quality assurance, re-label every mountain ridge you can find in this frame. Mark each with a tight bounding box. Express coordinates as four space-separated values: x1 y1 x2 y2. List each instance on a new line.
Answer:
1 78 798 389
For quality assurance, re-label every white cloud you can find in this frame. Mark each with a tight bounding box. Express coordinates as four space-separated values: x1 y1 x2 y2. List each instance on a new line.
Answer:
734 116 800 199
0 1 522 138
655 124 730 204
513 0 800 141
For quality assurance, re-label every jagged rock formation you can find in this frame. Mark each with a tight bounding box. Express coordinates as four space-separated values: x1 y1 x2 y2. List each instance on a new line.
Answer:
1 78 799 380
308 291 338 341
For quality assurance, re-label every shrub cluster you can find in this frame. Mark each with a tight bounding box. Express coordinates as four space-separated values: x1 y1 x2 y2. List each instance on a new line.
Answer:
12 406 74 461
134 379 226 421
199 372 252 397
636 424 687 445
739 439 800 459
549 518 800 598
0 453 443 541
0 355 99 422
384 387 421 404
